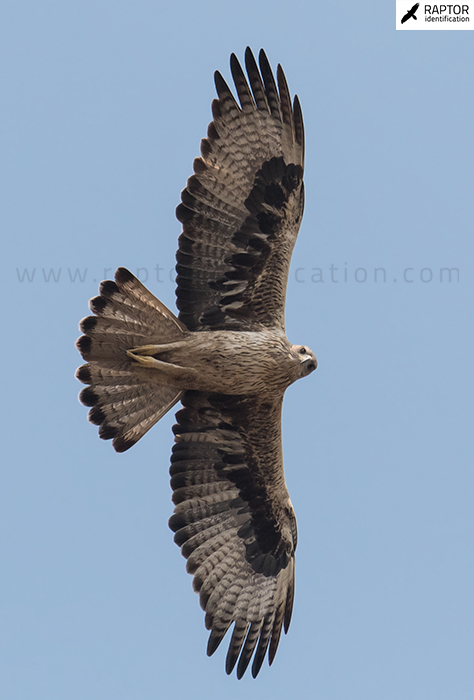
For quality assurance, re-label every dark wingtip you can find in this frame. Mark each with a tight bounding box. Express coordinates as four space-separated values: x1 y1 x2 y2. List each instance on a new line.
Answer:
98 422 118 440
258 48 273 79
284 578 294 634
89 295 108 314
115 267 135 285
236 665 246 680
225 653 237 676
214 70 234 105
251 656 264 678
244 46 258 74
112 434 136 452
99 279 119 298
229 52 239 70
214 69 225 92
207 631 224 657
251 640 268 678
88 405 106 426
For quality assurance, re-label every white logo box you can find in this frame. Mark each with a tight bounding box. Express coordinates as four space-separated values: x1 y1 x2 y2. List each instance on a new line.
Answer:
396 1 474 29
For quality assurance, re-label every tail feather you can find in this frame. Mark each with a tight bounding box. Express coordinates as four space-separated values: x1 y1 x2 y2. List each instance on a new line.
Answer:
76 268 185 452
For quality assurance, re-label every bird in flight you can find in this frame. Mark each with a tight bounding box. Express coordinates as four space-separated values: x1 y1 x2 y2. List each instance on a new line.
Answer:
76 48 316 679
401 2 420 23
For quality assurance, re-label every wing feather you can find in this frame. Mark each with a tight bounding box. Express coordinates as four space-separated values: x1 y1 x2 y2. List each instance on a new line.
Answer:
244 47 270 113
237 621 263 679
293 95 305 164
258 49 281 120
175 48 304 332
169 391 297 678
214 71 241 116
277 64 293 133
230 53 256 112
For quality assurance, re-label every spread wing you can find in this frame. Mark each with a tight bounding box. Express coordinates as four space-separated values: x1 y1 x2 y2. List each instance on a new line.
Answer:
175 48 305 333
169 391 297 678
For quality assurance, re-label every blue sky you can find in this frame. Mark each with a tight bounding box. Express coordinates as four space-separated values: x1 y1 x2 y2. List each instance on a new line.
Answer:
1 2 473 698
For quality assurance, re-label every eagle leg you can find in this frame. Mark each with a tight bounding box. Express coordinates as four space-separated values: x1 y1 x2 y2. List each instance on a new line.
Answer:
125 341 188 356
126 348 198 382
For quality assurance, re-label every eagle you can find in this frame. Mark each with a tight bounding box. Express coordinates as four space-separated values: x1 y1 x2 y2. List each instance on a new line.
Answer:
76 48 317 679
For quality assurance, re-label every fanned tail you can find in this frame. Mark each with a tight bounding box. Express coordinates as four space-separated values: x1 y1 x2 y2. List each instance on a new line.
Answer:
76 267 186 452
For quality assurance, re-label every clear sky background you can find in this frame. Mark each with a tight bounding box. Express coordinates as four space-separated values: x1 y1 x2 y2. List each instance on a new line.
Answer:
1 2 473 699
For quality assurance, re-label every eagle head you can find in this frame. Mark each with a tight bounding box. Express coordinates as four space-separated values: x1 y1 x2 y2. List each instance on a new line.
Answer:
290 344 317 378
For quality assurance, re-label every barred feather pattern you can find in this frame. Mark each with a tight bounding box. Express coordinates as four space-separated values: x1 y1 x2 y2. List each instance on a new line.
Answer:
169 391 297 678
176 47 305 332
76 268 185 452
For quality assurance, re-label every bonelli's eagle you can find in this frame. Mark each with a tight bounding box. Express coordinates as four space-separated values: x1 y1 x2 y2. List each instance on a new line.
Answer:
76 48 317 679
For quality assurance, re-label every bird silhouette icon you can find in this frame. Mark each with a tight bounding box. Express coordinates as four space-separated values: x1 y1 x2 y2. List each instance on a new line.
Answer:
401 2 420 23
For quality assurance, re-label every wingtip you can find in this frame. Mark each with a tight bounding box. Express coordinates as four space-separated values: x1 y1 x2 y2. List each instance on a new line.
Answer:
115 266 135 285
229 52 239 69
214 69 227 94
112 434 137 453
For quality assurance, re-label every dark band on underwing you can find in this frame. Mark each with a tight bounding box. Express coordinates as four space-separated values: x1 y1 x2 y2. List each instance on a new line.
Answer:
199 157 303 328
175 157 304 331
168 391 297 578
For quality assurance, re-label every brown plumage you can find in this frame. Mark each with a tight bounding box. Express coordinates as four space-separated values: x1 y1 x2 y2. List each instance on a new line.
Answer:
76 48 316 678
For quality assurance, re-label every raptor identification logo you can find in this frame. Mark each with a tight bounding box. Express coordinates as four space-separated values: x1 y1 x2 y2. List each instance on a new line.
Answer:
396 1 474 28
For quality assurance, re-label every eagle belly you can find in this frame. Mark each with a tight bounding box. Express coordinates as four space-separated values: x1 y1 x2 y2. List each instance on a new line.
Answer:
152 329 298 395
